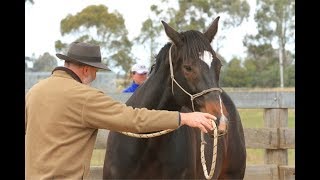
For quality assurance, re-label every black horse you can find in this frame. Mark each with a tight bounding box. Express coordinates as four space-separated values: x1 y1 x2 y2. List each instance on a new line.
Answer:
103 16 246 179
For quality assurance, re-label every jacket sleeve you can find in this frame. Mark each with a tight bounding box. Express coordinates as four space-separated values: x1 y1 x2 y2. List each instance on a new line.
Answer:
81 90 180 133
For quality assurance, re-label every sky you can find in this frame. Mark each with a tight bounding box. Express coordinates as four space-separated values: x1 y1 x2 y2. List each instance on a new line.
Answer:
25 0 257 72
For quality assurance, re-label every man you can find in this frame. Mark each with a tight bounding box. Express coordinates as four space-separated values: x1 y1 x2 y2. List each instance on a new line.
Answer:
25 41 216 179
123 63 148 93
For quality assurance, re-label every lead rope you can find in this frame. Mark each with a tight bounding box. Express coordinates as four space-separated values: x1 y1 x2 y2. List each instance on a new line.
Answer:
120 128 175 138
201 120 218 179
169 45 221 179
200 95 227 179
119 45 222 179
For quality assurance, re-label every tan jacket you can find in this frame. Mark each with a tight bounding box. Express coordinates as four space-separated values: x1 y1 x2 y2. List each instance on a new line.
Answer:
25 69 179 179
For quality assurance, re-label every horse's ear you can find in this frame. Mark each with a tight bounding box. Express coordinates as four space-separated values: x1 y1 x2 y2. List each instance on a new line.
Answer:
204 16 220 43
161 20 183 47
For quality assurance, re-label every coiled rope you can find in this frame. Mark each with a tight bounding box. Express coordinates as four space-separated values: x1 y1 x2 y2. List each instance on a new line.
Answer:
119 121 218 180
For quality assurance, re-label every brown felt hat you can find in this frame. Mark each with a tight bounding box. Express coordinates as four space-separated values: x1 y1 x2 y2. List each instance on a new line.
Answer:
56 41 110 70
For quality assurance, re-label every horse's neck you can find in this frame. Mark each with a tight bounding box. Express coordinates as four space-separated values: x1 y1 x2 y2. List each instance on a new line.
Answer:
156 89 181 111
126 74 180 111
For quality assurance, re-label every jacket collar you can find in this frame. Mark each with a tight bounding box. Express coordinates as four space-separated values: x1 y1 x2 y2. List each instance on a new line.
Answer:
51 66 82 83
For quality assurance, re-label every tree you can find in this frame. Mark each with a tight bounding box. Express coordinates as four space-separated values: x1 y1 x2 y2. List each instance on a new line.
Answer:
134 18 162 66
243 0 295 87
33 52 57 72
56 5 134 75
284 62 294 87
283 52 294 87
220 58 250 87
55 40 68 55
135 0 251 64
243 43 279 87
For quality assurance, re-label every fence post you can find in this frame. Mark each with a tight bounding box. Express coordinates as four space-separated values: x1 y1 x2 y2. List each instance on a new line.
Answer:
264 108 288 179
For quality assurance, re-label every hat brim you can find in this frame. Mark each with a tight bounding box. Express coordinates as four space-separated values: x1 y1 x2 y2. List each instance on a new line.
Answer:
56 53 111 71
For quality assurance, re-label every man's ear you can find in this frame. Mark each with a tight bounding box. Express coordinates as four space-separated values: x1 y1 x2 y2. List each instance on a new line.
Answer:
82 66 90 75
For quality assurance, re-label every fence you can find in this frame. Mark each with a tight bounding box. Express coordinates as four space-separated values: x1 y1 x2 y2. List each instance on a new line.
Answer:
25 72 118 94
25 80 295 179
89 91 295 180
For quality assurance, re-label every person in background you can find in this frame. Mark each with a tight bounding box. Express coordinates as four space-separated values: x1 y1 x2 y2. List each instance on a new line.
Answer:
122 63 149 93
25 41 216 179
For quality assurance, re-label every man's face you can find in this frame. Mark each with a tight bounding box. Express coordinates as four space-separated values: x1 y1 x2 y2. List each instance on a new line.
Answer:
83 66 97 85
132 72 148 85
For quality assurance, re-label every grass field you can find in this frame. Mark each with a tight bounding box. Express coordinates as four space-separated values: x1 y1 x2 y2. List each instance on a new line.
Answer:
90 108 295 166
239 108 295 166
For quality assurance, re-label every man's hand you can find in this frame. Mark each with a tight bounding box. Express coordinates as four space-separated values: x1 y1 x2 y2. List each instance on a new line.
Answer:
179 112 217 133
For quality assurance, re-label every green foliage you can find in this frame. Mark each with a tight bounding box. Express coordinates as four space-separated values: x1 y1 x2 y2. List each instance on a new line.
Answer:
220 45 293 87
135 0 250 66
220 58 250 87
160 0 250 31
237 42 295 88
255 65 280 87
60 5 127 37
57 5 134 75
54 40 68 54
284 63 295 87
33 52 58 72
134 18 162 65
243 0 295 87
244 43 277 71
51 1 294 87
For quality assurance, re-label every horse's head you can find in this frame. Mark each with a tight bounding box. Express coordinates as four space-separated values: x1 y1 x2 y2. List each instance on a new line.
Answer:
160 17 228 132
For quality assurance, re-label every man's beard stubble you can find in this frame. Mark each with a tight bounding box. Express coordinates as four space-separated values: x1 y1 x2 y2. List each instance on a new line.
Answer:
83 74 94 86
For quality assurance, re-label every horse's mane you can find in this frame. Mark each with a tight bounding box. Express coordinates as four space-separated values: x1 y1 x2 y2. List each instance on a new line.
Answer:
180 31 215 64
151 30 218 69
149 30 221 82
149 43 172 75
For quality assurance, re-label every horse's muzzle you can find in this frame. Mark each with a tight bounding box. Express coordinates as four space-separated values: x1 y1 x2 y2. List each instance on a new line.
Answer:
208 115 228 137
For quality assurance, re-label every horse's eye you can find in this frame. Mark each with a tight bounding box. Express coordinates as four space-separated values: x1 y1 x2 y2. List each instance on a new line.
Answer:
183 65 192 72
